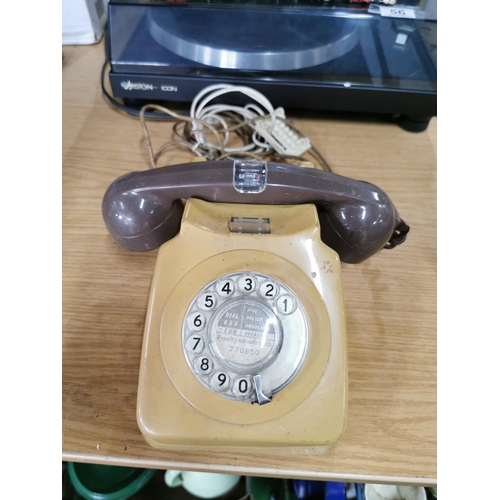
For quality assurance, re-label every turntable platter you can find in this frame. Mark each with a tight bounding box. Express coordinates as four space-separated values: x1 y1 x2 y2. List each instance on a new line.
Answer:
148 8 359 71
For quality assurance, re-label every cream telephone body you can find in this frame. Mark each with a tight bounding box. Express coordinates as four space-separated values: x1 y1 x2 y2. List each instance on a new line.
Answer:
102 160 408 449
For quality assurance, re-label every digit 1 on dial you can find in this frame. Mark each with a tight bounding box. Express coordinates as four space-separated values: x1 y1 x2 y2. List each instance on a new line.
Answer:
277 294 296 315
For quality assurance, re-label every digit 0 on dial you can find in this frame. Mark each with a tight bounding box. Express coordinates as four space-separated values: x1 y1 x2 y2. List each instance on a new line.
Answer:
181 271 309 404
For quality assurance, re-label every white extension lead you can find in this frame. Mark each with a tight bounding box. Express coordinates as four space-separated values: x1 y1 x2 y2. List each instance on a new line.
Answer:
189 84 311 157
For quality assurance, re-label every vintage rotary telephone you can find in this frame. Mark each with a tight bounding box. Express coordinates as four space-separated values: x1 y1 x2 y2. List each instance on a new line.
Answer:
102 160 408 450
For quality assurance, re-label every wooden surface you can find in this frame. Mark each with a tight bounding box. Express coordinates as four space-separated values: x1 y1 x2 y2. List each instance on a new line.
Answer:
62 41 436 486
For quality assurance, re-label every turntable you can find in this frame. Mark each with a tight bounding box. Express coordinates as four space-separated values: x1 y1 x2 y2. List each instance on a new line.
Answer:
107 0 437 131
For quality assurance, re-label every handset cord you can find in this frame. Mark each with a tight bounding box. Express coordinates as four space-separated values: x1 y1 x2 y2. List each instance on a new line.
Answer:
384 220 410 249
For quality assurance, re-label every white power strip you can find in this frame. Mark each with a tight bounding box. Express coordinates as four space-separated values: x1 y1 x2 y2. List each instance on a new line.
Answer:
254 108 311 157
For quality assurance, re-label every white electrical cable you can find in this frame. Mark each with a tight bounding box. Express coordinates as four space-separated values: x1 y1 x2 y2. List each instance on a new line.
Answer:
189 84 279 154
139 85 331 171
252 131 272 150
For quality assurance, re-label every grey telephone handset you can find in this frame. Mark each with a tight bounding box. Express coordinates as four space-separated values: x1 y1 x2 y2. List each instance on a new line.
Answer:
102 160 409 263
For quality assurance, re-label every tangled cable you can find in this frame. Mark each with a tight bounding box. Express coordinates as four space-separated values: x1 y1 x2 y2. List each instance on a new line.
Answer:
139 84 332 172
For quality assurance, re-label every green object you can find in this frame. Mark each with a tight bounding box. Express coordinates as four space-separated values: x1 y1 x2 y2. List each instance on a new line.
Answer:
246 476 281 500
67 462 155 500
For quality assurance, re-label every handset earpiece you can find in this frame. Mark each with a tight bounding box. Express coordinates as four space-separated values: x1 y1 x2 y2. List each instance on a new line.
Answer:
102 160 408 262
103 172 184 251
316 181 402 263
